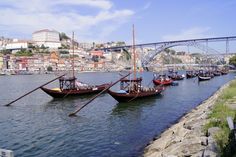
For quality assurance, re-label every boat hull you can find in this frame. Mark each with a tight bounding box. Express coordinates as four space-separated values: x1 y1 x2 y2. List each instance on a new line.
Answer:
108 88 163 103
221 71 228 75
186 73 196 79
198 76 211 82
41 84 110 98
169 76 185 81
153 79 173 86
213 72 221 76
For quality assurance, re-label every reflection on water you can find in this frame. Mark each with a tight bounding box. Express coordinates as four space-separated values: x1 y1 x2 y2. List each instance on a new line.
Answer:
112 94 162 113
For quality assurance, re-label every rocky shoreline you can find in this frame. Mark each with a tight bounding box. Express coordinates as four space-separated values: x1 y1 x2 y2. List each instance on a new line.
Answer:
143 80 234 157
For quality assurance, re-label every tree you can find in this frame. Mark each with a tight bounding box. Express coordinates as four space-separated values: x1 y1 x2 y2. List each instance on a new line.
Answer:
164 48 171 54
0 49 11 55
229 55 236 66
47 66 53 71
15 49 33 56
28 43 35 49
40 44 46 49
117 41 126 46
59 32 70 41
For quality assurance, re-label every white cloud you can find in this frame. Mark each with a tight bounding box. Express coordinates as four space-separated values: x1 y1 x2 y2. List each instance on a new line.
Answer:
0 0 134 41
53 0 113 10
162 27 213 41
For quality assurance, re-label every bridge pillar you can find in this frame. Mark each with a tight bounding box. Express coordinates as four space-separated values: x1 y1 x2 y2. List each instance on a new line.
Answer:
226 38 229 54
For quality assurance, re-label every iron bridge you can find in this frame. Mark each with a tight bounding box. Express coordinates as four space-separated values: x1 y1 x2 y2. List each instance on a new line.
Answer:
98 36 236 68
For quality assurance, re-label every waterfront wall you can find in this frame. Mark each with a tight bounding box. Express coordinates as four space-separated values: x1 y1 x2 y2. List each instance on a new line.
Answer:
143 80 234 157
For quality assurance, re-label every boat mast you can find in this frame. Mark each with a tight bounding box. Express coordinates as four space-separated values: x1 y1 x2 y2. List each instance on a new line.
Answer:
72 32 75 78
132 24 136 80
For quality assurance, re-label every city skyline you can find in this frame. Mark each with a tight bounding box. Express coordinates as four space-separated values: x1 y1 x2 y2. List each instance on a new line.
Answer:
0 0 236 46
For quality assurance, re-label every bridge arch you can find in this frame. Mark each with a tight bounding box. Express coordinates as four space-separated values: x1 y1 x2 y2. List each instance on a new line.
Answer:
141 41 221 67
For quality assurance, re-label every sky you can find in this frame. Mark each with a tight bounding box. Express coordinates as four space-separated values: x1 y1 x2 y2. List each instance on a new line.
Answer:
1 0 236 49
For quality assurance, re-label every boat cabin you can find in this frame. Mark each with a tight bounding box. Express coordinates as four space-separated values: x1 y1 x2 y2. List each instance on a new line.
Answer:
120 77 142 92
59 76 77 90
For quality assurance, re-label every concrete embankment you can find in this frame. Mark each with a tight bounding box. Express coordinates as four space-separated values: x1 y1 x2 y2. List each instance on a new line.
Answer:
143 80 234 157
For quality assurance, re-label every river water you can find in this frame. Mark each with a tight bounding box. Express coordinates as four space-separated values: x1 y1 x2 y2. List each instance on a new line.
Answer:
0 72 235 157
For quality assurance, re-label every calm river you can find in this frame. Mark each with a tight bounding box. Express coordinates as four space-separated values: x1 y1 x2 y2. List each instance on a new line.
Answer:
0 72 235 157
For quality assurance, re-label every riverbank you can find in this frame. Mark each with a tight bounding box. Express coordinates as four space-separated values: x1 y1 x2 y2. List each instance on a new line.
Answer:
143 79 236 157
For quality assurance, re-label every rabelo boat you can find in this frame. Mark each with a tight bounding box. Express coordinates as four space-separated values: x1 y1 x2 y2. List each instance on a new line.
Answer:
40 32 110 98
107 25 164 103
198 70 211 81
153 74 173 85
186 70 197 79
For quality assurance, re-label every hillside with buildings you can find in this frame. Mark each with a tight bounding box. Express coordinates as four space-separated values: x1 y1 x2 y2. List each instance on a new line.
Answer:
0 29 234 75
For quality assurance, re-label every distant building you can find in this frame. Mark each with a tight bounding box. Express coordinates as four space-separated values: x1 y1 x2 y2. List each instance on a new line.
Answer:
32 29 61 48
0 54 3 70
0 37 12 50
5 39 30 52
90 50 104 62
78 42 94 50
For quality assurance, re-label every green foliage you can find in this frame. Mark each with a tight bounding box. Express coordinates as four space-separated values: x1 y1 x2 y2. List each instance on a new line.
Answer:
122 49 131 60
204 80 236 156
59 32 70 41
15 49 33 56
0 49 11 55
59 50 69 54
60 44 69 49
191 53 201 56
40 44 47 49
116 41 126 46
229 55 236 66
162 54 182 64
163 49 176 55
28 43 35 49
164 48 171 53
47 66 53 71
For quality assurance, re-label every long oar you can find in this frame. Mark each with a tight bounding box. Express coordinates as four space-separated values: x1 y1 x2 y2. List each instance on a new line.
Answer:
4 74 66 106
69 72 131 117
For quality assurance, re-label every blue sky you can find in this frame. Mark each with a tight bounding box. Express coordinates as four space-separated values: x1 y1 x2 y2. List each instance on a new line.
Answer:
1 0 236 48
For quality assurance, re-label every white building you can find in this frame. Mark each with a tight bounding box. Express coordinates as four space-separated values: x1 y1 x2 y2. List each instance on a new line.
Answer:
5 39 29 52
32 29 61 48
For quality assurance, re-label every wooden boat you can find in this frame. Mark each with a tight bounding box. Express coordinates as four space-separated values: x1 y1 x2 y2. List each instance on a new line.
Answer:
41 76 110 98
107 25 164 103
0 72 6 76
153 74 173 85
213 71 221 76
198 70 212 81
221 69 229 75
40 32 110 98
108 78 164 103
198 75 211 81
168 72 185 80
186 71 197 79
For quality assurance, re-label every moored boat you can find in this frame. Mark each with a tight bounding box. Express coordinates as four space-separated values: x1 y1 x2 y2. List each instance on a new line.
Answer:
153 74 173 85
198 75 211 81
198 70 211 81
107 25 164 103
168 72 185 81
221 69 229 75
40 32 110 98
213 71 221 76
108 78 164 103
0 72 6 76
41 76 110 98
186 70 197 79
